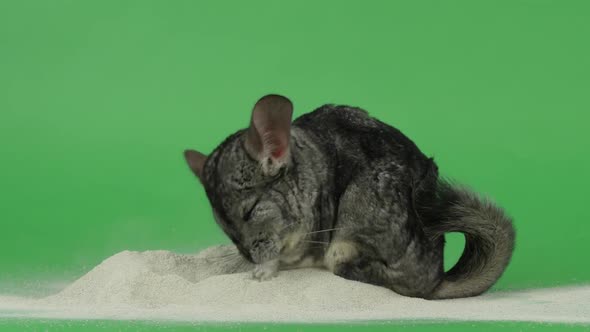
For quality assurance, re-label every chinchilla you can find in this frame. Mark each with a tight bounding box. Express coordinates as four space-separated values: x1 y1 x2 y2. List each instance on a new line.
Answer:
184 94 515 299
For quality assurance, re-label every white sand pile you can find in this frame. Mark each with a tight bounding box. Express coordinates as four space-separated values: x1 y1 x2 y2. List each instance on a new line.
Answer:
0 245 588 323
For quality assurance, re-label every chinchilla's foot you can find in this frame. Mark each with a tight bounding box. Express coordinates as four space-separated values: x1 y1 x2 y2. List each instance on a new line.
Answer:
252 259 279 281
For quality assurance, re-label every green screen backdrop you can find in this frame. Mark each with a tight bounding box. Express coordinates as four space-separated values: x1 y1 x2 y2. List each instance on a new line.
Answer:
1 0 589 329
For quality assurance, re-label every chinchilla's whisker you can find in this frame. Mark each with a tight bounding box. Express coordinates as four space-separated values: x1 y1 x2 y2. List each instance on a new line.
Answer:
279 223 296 232
304 227 344 235
303 240 330 245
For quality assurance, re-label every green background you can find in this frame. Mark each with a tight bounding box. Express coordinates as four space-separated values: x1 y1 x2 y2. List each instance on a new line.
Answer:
1 0 589 330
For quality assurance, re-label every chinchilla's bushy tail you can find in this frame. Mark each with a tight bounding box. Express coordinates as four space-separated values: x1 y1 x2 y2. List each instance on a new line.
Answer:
425 180 515 299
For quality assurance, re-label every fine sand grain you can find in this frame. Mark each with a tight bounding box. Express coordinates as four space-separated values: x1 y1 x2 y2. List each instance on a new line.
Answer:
0 245 588 323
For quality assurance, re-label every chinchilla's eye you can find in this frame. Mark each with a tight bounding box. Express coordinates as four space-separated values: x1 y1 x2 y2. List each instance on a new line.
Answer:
243 198 260 222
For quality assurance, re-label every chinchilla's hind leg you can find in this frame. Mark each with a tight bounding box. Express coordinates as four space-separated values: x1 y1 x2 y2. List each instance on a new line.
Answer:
326 166 444 298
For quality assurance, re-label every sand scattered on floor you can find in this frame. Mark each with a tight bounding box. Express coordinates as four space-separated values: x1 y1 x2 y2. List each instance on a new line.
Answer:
0 245 588 323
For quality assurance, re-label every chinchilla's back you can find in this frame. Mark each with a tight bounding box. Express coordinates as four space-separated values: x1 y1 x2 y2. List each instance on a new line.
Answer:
293 104 435 199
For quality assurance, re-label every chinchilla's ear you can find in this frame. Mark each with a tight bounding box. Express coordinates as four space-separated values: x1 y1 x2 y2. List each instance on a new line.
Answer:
245 94 293 175
184 149 207 181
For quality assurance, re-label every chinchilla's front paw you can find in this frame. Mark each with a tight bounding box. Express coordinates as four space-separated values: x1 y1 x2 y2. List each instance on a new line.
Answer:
252 259 279 281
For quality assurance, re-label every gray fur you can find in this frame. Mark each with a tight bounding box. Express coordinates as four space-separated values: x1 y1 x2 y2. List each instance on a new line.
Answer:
424 180 516 299
185 95 515 299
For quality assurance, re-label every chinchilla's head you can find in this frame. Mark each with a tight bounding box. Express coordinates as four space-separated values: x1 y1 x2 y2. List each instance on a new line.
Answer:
184 94 311 264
